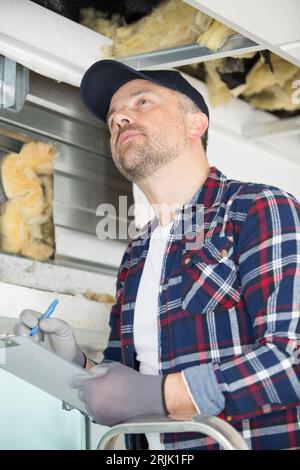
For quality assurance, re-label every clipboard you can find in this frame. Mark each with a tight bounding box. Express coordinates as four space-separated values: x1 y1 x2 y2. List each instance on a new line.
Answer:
0 335 89 415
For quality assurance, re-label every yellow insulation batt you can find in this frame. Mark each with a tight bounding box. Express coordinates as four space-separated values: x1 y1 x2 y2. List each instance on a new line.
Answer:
0 141 56 261
186 52 300 113
243 53 299 97
248 70 300 112
80 0 236 57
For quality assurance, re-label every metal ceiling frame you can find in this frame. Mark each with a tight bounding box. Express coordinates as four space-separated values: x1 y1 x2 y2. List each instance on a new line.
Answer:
117 34 262 70
184 0 300 68
0 0 264 85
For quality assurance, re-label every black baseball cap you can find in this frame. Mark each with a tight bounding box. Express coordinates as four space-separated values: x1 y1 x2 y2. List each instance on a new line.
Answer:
80 60 209 123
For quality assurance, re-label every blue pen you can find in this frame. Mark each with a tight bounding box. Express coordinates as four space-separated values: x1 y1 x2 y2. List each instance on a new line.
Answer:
29 299 59 336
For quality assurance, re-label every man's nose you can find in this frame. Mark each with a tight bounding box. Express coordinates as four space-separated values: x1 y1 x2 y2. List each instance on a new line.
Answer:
114 108 135 127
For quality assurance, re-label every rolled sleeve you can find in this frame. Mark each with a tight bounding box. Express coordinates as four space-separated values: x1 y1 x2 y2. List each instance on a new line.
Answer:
183 362 225 416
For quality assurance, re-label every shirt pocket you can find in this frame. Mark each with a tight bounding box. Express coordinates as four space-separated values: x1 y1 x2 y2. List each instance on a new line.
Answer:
181 236 242 314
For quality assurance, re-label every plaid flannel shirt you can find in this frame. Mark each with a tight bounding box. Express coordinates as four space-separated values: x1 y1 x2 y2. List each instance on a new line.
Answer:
102 166 300 450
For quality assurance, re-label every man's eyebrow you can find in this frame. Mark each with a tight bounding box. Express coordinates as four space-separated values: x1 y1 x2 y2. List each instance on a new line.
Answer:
107 89 158 123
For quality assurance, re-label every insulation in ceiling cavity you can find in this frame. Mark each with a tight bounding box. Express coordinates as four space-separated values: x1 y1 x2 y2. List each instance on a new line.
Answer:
79 0 236 57
0 141 56 261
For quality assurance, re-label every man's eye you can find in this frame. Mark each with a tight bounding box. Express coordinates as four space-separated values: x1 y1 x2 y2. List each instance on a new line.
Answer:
139 99 148 106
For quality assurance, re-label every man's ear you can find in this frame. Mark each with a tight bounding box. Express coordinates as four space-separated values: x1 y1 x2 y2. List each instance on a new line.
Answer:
187 112 208 141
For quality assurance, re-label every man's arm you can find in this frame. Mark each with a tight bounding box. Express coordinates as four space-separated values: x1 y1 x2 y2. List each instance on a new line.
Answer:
174 188 300 420
164 371 198 415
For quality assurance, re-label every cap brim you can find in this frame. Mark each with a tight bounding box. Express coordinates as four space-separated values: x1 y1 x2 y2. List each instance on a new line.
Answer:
80 60 151 122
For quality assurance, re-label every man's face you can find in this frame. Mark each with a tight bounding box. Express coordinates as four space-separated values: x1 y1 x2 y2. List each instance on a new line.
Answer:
107 79 188 182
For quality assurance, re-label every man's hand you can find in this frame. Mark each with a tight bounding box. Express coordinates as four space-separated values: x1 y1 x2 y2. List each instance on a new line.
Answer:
14 309 86 367
70 362 165 426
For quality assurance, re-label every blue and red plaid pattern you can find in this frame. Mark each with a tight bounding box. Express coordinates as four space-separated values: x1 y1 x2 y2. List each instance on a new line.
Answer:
102 166 300 450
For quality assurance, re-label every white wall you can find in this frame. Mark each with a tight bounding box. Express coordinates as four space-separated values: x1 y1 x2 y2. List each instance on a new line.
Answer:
207 124 300 199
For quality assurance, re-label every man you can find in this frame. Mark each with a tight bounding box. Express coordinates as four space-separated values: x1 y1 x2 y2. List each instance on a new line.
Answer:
15 60 300 450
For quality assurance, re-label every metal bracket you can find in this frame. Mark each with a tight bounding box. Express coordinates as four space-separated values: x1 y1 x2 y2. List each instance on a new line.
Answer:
0 55 29 112
117 35 261 70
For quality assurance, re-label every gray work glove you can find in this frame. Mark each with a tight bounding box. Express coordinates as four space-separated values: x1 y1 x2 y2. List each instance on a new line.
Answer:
14 309 86 368
70 362 166 426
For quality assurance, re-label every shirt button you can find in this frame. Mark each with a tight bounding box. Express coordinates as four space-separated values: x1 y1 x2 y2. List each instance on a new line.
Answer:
183 255 192 266
226 415 232 422
220 249 228 258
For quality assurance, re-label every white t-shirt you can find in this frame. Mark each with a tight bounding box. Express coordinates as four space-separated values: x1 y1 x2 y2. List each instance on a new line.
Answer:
133 220 173 450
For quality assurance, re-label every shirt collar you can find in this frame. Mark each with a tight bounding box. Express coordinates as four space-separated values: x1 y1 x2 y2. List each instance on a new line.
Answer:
133 166 227 241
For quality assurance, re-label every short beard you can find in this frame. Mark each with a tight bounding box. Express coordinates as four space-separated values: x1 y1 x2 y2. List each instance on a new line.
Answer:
113 134 182 183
